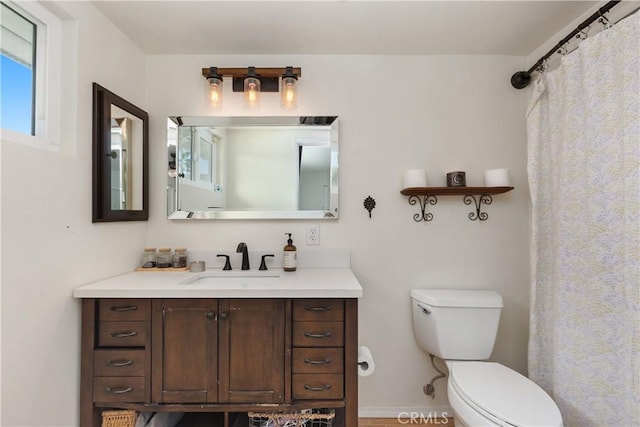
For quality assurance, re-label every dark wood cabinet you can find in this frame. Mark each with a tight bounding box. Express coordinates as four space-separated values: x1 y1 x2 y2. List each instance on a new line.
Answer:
151 299 219 403
219 299 288 403
292 299 345 400
81 298 152 427
151 298 287 404
80 296 357 427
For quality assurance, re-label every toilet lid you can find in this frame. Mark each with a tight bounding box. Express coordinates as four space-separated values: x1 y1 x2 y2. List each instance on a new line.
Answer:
449 362 562 427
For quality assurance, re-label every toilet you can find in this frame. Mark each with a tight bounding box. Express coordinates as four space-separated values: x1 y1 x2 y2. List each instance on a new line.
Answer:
411 289 563 427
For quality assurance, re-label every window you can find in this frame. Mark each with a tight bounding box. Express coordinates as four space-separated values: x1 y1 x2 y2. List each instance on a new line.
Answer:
178 127 218 188
0 2 35 135
0 0 62 149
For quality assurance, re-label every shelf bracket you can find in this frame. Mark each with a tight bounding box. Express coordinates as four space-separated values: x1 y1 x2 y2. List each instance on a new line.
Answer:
408 195 438 222
463 194 493 221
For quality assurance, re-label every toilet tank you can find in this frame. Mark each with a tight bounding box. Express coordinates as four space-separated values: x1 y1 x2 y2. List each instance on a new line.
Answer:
411 289 503 360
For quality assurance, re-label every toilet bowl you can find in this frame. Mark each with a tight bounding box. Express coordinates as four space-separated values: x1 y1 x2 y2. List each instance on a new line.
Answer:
411 289 562 427
446 361 562 427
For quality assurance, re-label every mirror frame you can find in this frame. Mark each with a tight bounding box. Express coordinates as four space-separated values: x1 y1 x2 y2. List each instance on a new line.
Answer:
92 83 149 222
167 116 339 220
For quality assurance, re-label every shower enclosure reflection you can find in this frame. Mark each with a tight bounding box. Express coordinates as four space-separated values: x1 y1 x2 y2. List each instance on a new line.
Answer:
167 116 339 219
110 110 143 210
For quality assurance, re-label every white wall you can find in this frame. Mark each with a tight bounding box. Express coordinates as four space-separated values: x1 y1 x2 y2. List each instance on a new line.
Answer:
0 2 148 426
145 54 530 415
226 128 297 210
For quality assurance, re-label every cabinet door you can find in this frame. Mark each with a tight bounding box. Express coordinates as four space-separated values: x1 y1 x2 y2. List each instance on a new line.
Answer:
218 299 286 403
151 299 218 403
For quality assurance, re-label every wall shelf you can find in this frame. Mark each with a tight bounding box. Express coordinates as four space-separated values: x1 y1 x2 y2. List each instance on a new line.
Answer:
400 186 514 222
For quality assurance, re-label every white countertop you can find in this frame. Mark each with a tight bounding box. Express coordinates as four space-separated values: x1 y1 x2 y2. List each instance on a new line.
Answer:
72 268 363 299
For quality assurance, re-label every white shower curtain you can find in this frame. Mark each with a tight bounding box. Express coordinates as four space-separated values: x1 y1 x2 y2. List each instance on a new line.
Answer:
527 12 639 427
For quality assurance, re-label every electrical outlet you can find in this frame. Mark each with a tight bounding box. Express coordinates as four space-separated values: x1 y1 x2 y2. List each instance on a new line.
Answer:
306 224 320 245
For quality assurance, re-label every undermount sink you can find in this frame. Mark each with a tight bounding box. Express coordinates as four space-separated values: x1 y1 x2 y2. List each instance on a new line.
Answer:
181 269 281 286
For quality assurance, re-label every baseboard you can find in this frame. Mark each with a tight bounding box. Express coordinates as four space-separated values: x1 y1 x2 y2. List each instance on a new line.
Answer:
358 406 453 419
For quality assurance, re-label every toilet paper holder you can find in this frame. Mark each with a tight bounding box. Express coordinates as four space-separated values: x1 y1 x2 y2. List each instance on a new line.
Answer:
358 345 375 377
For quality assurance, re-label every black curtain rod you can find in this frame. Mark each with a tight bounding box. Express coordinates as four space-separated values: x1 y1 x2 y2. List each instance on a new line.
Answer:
511 0 621 89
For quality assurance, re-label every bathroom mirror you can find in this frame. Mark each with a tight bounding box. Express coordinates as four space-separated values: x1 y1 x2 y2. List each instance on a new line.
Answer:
92 83 149 222
167 116 338 220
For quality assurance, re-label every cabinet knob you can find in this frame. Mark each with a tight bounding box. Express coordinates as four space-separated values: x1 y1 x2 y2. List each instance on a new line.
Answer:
206 311 215 320
304 357 331 365
304 305 332 312
106 359 133 367
110 331 137 338
219 312 229 320
304 331 332 339
304 384 332 392
105 386 133 395
110 305 137 312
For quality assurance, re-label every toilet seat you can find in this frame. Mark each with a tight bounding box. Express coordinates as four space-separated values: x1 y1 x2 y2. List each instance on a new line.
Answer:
447 361 563 427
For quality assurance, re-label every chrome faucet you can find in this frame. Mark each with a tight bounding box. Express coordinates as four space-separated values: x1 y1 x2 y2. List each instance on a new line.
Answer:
236 242 250 270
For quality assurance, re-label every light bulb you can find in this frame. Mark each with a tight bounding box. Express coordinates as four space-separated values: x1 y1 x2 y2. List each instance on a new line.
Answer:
205 67 223 109
280 73 297 109
208 78 222 108
243 76 260 109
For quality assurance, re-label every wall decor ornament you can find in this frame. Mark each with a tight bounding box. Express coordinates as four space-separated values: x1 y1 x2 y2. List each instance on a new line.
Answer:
363 196 376 218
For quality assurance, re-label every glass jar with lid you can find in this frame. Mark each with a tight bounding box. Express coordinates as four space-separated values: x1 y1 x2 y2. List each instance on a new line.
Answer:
157 248 173 268
173 248 188 268
141 248 157 268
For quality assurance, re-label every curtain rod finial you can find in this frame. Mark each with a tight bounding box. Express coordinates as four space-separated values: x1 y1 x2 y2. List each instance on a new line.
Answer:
511 71 531 89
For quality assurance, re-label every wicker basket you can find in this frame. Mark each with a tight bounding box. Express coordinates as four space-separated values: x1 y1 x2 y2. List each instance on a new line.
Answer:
248 409 335 427
101 410 137 427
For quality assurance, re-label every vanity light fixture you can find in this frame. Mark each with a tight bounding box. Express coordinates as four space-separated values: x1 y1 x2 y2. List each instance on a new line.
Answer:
201 66 302 110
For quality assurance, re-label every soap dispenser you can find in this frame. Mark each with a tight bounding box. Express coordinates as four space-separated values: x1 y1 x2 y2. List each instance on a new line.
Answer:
283 233 297 272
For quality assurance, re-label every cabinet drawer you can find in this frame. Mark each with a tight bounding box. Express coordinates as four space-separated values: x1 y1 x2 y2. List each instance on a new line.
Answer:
292 374 343 399
293 322 343 347
293 299 344 321
98 321 146 347
94 349 145 376
99 299 147 321
293 348 343 374
93 377 145 402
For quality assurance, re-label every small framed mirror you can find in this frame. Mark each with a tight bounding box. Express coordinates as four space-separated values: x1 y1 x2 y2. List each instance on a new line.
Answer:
92 83 149 222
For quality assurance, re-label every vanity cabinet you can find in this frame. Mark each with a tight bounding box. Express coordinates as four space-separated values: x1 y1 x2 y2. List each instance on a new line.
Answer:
90 299 151 405
218 299 288 404
80 297 358 427
292 299 345 400
151 299 219 403
151 298 287 404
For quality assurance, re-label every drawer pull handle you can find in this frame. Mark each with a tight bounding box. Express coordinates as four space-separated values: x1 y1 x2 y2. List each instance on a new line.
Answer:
111 331 137 338
110 305 138 312
304 384 332 392
105 386 133 395
304 332 332 339
304 357 331 365
304 305 332 312
106 359 133 367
